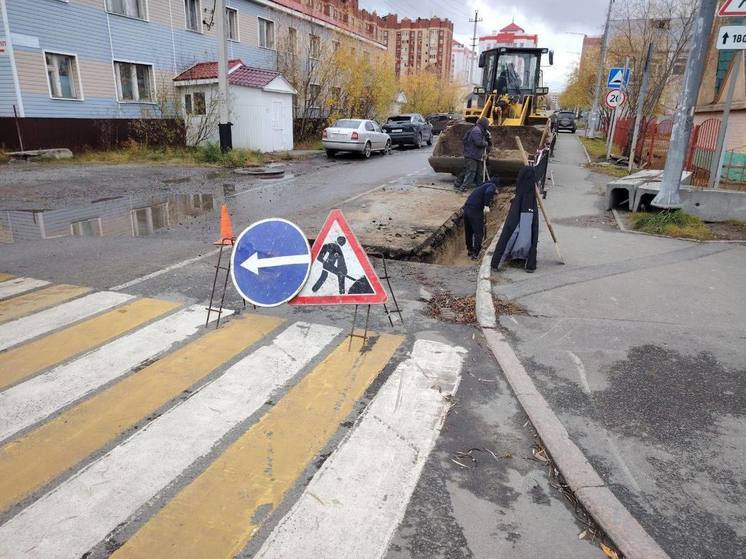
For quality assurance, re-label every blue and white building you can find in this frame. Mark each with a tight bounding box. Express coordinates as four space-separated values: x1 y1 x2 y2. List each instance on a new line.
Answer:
0 0 283 120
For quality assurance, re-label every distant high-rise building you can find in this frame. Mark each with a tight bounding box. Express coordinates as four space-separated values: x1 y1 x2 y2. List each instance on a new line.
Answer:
478 22 538 53
451 40 478 85
383 15 454 80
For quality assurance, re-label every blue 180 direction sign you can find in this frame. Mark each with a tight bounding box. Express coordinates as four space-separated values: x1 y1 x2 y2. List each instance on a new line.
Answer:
230 218 311 307
717 26 746 50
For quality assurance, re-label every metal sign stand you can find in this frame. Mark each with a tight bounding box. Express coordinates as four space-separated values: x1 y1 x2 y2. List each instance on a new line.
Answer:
206 240 249 329
347 254 404 349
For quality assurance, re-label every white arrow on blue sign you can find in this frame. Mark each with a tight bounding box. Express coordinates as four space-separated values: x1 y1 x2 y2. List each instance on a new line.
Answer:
230 218 311 307
607 67 631 89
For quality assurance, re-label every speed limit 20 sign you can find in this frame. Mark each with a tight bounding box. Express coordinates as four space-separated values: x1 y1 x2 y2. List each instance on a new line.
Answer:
605 89 627 109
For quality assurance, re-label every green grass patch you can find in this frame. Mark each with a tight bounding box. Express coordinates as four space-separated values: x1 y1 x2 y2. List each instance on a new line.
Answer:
630 210 714 240
578 136 622 161
588 163 631 178
293 139 323 151
58 142 264 168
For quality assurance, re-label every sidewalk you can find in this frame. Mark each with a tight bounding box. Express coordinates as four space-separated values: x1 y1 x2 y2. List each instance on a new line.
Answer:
488 134 746 558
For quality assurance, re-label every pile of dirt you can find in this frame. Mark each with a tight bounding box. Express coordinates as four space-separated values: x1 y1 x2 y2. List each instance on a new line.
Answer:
426 290 526 324
432 123 544 158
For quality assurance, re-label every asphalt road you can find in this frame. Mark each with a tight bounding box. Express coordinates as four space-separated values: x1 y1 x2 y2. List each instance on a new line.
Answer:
0 144 603 558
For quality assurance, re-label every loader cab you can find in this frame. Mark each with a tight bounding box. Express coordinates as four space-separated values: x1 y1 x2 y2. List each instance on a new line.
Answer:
478 47 548 99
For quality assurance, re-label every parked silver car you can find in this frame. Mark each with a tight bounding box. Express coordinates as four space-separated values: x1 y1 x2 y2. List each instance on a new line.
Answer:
322 119 392 159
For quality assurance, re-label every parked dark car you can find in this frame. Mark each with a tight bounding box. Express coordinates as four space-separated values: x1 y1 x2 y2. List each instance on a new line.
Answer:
426 113 462 135
555 111 577 134
382 114 434 148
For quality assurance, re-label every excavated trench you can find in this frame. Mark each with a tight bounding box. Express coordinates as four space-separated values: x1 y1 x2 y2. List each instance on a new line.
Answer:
372 188 513 266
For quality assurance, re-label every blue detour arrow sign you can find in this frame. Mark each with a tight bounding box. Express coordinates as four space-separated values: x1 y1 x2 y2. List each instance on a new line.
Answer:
230 218 311 307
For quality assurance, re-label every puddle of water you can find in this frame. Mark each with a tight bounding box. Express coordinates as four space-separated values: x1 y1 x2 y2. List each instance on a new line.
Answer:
0 191 219 244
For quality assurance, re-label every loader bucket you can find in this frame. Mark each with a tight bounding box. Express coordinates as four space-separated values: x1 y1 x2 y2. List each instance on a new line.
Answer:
428 123 545 182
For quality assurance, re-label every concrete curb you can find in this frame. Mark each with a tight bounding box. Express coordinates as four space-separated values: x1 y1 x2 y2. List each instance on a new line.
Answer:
612 209 746 245
476 230 670 559
578 136 592 164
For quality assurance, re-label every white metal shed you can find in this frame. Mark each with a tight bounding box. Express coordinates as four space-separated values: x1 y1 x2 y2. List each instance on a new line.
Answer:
174 60 297 152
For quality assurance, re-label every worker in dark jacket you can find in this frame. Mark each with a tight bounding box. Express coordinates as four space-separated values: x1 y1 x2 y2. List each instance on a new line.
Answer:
458 117 491 192
464 176 499 259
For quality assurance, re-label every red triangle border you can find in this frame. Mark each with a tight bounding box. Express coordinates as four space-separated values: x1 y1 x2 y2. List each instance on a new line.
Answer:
720 0 746 16
290 209 388 305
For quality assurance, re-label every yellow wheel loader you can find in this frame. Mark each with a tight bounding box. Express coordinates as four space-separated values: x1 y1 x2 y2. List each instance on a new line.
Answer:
429 47 554 181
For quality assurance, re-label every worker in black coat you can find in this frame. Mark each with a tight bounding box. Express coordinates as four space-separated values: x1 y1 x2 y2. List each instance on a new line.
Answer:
491 165 539 272
463 177 499 260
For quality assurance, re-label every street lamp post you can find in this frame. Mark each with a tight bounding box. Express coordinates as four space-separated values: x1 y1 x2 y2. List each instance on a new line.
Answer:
587 0 614 139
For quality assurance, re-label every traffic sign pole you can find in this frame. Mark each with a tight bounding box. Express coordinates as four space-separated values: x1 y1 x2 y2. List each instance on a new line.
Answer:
607 56 630 160
709 49 743 189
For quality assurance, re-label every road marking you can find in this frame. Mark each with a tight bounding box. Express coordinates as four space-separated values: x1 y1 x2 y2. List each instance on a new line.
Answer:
256 339 465 559
0 273 14 282
567 351 592 395
0 298 179 391
113 332 403 559
0 305 222 444
0 284 91 324
0 277 50 300
0 321 339 559
0 291 134 351
0 313 282 513
110 250 220 291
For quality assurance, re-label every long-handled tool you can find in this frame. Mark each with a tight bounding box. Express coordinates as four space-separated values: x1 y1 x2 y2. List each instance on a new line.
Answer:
515 137 565 265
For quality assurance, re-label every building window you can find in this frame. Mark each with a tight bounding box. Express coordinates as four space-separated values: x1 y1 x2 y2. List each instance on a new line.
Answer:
106 0 146 20
258 17 274 49
114 61 154 102
184 0 201 32
288 27 297 53
226 7 238 41
309 34 320 59
184 93 192 114
332 40 340 52
71 218 102 237
45 52 82 100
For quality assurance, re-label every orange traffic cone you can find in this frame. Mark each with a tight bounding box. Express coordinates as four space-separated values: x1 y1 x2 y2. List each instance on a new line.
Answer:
214 204 235 246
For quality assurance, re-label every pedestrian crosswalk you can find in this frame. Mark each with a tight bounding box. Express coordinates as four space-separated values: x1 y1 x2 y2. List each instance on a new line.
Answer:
0 274 466 559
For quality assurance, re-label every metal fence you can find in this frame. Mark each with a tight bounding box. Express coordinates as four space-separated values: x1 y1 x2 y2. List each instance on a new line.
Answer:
608 116 746 187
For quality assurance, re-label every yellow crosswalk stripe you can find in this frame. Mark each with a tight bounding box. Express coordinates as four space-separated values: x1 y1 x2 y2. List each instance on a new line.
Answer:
0 273 13 282
0 284 91 324
112 332 403 559
0 313 283 513
0 298 179 391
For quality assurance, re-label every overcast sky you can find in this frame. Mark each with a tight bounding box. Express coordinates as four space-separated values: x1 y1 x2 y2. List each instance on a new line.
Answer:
362 0 610 91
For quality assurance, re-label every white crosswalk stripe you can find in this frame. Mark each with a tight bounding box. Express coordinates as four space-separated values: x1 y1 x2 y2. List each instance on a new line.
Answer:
0 277 49 300
0 291 133 351
0 305 225 443
0 322 341 559
255 338 466 559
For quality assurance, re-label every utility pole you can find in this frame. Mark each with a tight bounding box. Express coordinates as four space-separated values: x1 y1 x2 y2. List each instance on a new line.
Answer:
654 0 717 208
469 10 483 85
215 0 232 152
587 0 614 139
709 50 742 189
627 41 655 172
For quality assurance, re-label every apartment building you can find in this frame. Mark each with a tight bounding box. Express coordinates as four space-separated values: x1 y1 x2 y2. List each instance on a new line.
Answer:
384 16 453 80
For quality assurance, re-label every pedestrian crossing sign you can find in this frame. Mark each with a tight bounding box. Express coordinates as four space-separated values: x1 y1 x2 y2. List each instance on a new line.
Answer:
607 67 630 89
291 209 387 305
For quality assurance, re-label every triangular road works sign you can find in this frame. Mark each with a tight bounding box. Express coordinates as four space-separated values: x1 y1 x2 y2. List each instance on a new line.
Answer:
720 0 746 17
290 209 387 305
